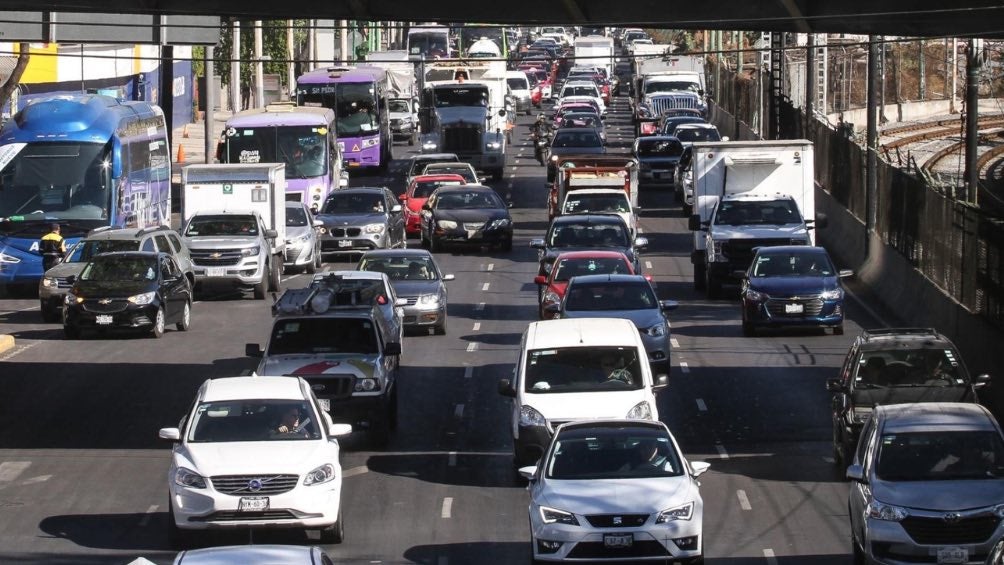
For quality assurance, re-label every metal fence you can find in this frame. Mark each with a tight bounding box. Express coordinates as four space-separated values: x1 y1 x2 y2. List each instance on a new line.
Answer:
706 54 1004 329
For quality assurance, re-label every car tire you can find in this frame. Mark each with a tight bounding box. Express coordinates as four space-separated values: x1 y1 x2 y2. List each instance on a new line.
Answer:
63 324 80 339
269 260 281 292
682 203 692 217
693 262 706 291
434 315 447 336
40 302 60 323
987 540 1004 565
176 301 192 331
852 532 866 565
253 277 267 300
306 253 317 274
318 506 345 544
150 307 165 338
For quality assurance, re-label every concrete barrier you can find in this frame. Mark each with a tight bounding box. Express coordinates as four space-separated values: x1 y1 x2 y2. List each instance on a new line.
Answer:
0 334 13 355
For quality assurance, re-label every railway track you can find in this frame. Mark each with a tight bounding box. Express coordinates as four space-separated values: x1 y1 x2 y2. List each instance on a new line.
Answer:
922 128 1004 174
881 116 1004 151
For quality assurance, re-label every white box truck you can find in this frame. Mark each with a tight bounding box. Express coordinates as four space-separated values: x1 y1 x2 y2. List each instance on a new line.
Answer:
181 163 287 299
573 36 615 77
686 140 824 298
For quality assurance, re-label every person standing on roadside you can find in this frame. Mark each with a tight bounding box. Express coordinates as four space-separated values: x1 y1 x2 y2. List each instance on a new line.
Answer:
40 223 66 271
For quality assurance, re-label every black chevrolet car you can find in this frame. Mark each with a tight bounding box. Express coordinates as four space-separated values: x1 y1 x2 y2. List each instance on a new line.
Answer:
420 185 513 252
63 251 192 339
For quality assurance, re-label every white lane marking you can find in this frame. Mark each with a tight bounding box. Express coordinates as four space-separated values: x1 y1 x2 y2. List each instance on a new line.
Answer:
737 490 752 511
464 366 473 379
20 475 51 485
466 342 478 352
696 398 707 412
670 338 680 348
511 166 518 171
763 548 778 565
715 443 730 459
0 462 31 482
342 465 370 478
680 362 690 374
475 302 485 311
482 282 490 291
0 340 41 362
514 159 520 164
454 404 464 418
487 263 495 271
282 274 302 283
822 456 836 464
645 261 653 270
441 497 453 518
448 452 457 467
473 322 481 331
637 227 644 234
138 504 159 527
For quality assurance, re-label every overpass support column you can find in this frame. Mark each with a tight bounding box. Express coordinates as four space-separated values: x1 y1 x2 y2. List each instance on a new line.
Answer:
159 45 174 149
805 34 815 137
204 46 215 164
965 39 981 204
865 35 879 256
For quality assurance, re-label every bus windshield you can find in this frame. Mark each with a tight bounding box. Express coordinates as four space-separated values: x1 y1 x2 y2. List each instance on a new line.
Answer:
408 31 449 58
333 83 379 136
0 141 112 225
223 126 328 179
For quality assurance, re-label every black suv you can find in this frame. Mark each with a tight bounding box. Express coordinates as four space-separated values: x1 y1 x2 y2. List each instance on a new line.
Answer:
63 251 193 339
826 328 991 466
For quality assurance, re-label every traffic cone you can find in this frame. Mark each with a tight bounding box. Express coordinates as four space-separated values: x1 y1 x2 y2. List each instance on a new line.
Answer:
176 144 185 163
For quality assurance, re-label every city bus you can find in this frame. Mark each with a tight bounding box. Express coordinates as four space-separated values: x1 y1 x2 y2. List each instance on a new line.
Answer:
456 24 510 59
0 94 170 289
217 103 345 210
296 66 392 172
407 24 452 59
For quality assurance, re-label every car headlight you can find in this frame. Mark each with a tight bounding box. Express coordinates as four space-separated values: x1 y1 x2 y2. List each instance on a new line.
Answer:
241 246 261 257
365 223 386 234
745 288 768 302
65 292 84 304
519 405 546 427
626 401 653 420
542 290 560 305
422 141 438 150
419 294 440 305
303 463 336 486
42 277 57 288
127 291 156 305
487 218 511 230
0 251 20 264
867 501 908 522
486 141 502 150
354 378 380 392
656 502 694 523
361 137 379 148
540 506 579 526
174 467 207 489
437 220 458 230
644 322 666 337
820 288 844 300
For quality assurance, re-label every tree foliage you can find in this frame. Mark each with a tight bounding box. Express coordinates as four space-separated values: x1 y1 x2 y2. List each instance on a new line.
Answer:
213 18 309 88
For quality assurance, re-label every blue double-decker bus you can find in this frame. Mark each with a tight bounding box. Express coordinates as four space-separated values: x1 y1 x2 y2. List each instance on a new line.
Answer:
0 94 171 289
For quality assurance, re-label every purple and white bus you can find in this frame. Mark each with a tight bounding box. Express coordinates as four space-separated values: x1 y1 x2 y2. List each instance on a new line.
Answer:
296 66 393 172
217 104 345 210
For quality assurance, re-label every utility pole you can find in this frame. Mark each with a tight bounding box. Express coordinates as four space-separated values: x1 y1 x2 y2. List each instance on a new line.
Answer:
964 38 982 204
287 20 295 100
230 19 240 113
918 39 926 100
865 35 879 253
254 20 264 108
951 38 958 113
340 20 349 63
806 34 815 135
204 46 215 163
879 38 886 124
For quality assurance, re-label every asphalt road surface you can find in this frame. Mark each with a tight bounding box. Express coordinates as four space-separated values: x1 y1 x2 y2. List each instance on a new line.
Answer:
0 93 878 564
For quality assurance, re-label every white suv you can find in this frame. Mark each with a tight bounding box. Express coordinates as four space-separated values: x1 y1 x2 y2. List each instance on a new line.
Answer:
159 376 352 546
498 317 667 468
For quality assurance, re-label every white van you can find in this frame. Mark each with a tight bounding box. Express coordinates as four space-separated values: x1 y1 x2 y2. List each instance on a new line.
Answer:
504 70 532 116
497 317 667 468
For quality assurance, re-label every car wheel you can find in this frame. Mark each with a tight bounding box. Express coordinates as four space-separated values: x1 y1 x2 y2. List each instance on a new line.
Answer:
63 323 80 339
693 262 706 291
306 252 317 274
852 531 866 565
150 307 165 338
40 302 60 323
318 506 345 544
176 301 192 331
988 540 1004 565
253 276 267 300
269 260 281 291
434 314 447 336
168 502 197 549
682 203 693 217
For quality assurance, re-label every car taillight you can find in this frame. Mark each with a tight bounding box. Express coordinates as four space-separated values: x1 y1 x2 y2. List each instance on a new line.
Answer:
641 122 657 135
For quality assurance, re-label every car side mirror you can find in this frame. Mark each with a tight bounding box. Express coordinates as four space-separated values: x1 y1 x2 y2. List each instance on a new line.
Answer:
245 343 263 358
312 219 324 228
518 465 537 481
328 423 353 437
478 176 488 184
442 274 456 281
826 378 845 393
690 460 710 478
158 427 181 441
732 270 748 280
721 136 730 141
394 297 408 307
846 464 865 482
652 373 669 392
660 300 678 312
687 215 704 231
634 236 649 249
975 374 991 388
384 342 403 356
497 378 516 397
534 275 547 285
839 269 854 279
529 238 545 249
265 229 278 239
390 204 402 213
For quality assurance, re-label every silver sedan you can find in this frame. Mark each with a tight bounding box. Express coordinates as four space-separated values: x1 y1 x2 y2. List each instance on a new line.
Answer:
356 249 454 335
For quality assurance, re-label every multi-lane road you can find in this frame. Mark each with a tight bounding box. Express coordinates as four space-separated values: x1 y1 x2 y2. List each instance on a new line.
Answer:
0 93 882 564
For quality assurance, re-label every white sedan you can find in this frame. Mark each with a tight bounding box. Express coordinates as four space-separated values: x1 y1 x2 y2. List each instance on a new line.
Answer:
160 376 352 546
522 420 709 563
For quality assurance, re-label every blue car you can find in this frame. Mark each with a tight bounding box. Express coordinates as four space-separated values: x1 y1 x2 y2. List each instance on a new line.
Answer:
739 246 852 336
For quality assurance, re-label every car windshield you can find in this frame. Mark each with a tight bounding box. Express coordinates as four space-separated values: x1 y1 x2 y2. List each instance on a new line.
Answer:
66 239 140 263
853 348 968 388
388 99 411 113
359 256 438 281
547 222 627 248
286 206 309 227
267 317 379 355
187 400 321 442
563 86 597 97
636 139 684 157
435 191 502 210
525 346 643 393
424 166 476 183
565 280 657 311
751 251 835 278
546 428 685 480
322 193 385 214
675 128 721 143
185 215 258 237
507 78 529 90
560 114 600 128
714 200 802 226
645 81 701 94
553 257 630 281
80 256 157 282
563 194 629 215
875 431 1004 481
410 157 457 176
413 180 462 198
551 131 602 148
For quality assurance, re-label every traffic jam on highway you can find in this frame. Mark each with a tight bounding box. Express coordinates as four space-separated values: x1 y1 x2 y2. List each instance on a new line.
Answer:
1 22 1004 565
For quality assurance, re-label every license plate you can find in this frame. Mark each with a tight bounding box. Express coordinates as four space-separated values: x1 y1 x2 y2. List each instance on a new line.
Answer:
338 240 353 248
603 533 633 548
318 398 330 412
238 496 270 512
936 547 968 564
95 314 113 325
206 267 226 277
784 303 804 314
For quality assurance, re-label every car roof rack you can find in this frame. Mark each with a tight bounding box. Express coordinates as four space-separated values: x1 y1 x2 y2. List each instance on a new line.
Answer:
862 328 939 338
272 273 386 316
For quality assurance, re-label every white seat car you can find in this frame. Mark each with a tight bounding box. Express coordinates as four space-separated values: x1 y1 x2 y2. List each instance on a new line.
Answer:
522 419 709 563
159 376 352 545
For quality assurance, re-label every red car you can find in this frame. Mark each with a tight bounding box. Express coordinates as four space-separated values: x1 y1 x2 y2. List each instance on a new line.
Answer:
399 174 466 235
552 102 599 127
533 250 650 319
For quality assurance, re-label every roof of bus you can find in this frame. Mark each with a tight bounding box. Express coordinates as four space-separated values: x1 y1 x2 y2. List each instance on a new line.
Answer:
297 65 386 84
0 94 164 144
224 105 334 128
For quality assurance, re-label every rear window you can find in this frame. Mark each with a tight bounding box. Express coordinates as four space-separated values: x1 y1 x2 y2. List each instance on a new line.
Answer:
507 78 529 90
636 139 684 157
